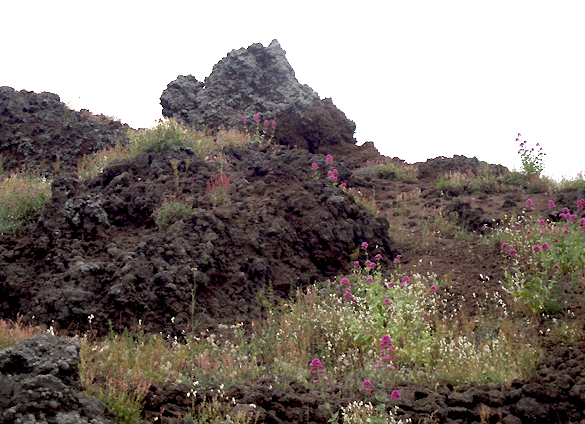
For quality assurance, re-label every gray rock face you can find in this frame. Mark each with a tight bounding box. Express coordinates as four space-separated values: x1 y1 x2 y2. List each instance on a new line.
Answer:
0 333 115 423
160 39 356 152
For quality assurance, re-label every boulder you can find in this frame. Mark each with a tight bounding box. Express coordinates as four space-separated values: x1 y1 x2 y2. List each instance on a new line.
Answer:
160 39 356 153
0 333 115 423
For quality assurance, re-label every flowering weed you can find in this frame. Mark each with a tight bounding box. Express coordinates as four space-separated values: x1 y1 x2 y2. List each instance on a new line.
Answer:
206 173 231 207
491 198 585 313
516 133 545 178
242 114 276 146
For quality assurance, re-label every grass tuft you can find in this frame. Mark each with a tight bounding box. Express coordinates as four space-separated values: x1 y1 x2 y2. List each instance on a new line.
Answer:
0 172 52 233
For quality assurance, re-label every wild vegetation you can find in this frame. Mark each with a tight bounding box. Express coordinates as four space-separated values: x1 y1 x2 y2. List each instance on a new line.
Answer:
1 121 585 423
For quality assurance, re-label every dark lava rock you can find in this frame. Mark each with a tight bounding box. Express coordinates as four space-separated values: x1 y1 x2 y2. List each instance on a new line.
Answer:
0 86 130 175
0 333 114 423
416 155 508 181
443 200 492 232
160 39 356 153
0 145 398 336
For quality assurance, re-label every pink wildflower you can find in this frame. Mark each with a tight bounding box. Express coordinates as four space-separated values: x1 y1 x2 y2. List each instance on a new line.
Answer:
501 243 509 249
353 261 360 268
340 278 350 287
379 335 393 349
526 231 532 236
241 116 246 123
361 242 369 250
430 285 437 292
383 297 391 307
423 312 429 317
325 154 334 165
542 243 549 250
271 120 276 129
580 217 585 226
253 113 260 123
532 246 540 252
311 359 324 374
548 200 556 209
401 276 410 283
311 162 319 170
365 277 373 284
391 390 401 400
539 219 546 227
526 199 535 210
361 380 372 392
553 264 560 269
375 254 382 260
343 292 355 301
509 249 517 255
388 282 395 288
341 182 347 189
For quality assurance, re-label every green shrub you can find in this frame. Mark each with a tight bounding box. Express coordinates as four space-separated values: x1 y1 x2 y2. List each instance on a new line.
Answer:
153 196 194 230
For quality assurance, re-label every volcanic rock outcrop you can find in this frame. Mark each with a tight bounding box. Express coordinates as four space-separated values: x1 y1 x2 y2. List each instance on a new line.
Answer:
0 86 129 175
160 40 356 152
0 145 398 336
0 333 115 423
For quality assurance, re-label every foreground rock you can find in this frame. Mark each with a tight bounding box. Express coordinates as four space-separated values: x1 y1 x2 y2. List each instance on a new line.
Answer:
0 86 129 175
160 39 356 152
0 333 114 423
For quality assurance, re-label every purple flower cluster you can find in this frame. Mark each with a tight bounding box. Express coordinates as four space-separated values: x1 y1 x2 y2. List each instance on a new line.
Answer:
500 198 585 269
361 379 373 393
327 168 339 182
374 335 396 370
311 154 347 187
311 358 328 383
242 113 276 144
336 277 356 304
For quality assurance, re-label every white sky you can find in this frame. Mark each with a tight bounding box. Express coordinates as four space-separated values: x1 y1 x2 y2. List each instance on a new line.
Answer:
2 1 584 181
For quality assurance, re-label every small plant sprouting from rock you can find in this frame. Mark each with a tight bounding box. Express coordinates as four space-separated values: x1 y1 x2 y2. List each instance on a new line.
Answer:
153 195 194 230
242 114 276 145
206 173 231 207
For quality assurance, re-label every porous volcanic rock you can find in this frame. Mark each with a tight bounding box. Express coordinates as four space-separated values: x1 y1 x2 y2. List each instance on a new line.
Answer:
0 333 114 423
0 86 129 175
160 40 356 152
0 145 398 336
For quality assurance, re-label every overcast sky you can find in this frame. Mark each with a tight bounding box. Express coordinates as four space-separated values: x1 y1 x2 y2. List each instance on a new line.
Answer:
2 1 584 181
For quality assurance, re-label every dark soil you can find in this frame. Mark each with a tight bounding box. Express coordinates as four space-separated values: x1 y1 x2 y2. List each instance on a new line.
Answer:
2 88 585 423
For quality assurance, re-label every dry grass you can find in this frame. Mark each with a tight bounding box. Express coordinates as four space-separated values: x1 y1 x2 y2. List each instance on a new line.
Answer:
0 315 44 350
